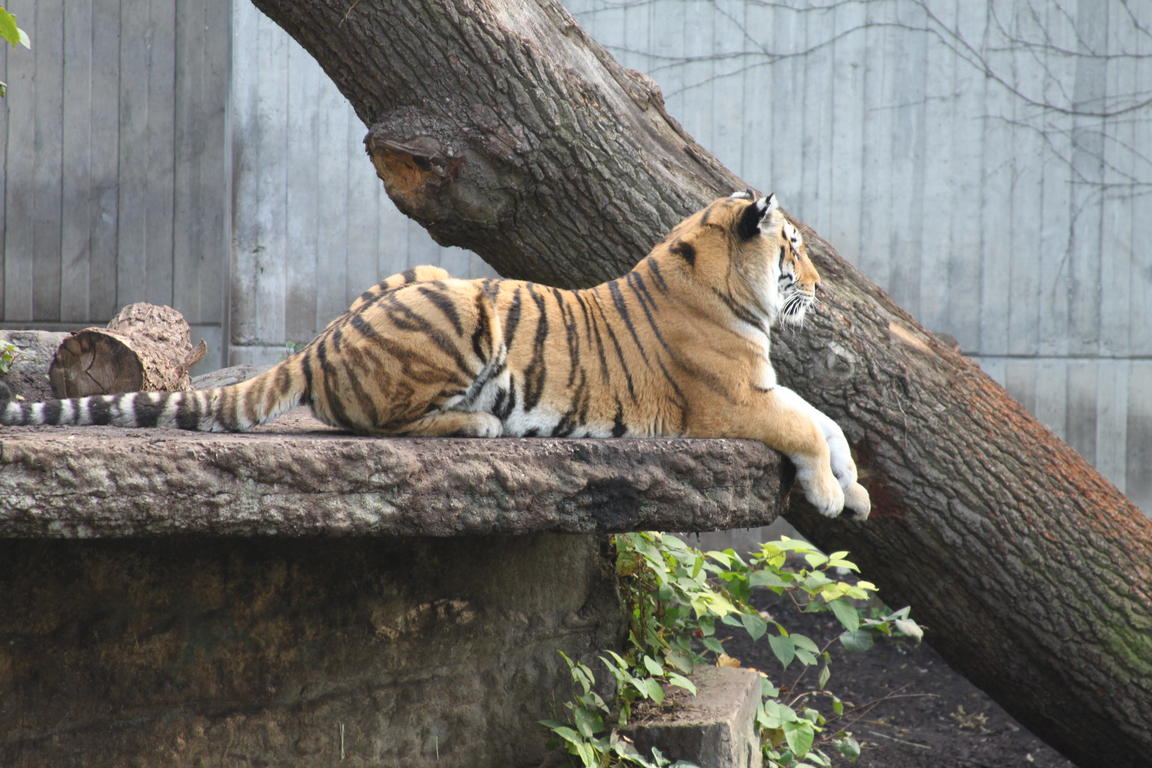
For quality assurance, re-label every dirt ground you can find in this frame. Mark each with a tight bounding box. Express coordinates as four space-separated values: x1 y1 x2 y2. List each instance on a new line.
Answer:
726 590 1077 768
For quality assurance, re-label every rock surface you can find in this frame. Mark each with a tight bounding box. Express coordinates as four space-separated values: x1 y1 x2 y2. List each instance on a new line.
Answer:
0 535 624 767
0 395 789 766
0 330 72 401
0 409 788 537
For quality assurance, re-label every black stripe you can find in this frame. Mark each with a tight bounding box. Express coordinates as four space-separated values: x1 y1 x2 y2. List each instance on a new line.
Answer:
552 288 580 388
133 393 163 428
382 293 473 380
522 285 550 412
523 428 539 438
493 383 515 420
591 296 635 401
626 272 673 355
401 267 421 284
419 285 465 336
608 279 650 365
301 348 316 403
552 368 587 437
315 341 353 430
574 291 611 386
654 357 687 431
89 396 114 426
41 400 62 425
471 292 491 362
669 239 695 267
711 287 762 328
612 400 627 437
573 290 596 339
341 346 383 427
175 394 201 430
646 260 669 293
502 286 524 348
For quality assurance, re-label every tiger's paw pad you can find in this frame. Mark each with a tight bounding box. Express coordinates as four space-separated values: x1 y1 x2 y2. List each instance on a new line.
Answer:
842 482 871 521
803 477 846 519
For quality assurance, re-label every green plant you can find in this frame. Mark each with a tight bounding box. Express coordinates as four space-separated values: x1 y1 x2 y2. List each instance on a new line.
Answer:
0 4 31 98
542 533 921 767
0 340 18 375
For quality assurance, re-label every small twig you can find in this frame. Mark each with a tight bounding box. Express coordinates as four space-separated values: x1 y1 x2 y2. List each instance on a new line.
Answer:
340 0 363 26
866 729 932 750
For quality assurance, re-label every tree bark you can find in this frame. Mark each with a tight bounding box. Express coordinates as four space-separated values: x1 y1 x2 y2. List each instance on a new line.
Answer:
249 1 1152 765
49 303 207 398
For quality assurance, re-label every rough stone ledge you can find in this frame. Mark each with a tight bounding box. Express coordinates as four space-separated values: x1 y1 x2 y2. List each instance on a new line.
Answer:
0 409 788 538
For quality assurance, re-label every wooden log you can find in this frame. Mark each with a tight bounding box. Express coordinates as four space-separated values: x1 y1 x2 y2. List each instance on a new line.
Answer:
48 303 207 398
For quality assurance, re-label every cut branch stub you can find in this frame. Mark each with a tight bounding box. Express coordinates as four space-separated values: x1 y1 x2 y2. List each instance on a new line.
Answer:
49 303 207 398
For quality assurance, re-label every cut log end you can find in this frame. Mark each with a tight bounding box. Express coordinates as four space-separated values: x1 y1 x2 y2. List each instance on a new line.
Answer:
50 332 145 398
48 303 205 399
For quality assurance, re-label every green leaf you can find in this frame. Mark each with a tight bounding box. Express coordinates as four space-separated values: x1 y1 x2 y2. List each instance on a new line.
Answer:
740 611 768 641
547 725 585 746
0 9 19 47
803 552 828 569
784 720 815 757
667 672 697 695
665 649 695 674
839 628 875 653
894 617 924 641
768 634 796 668
633 676 665 703
573 705 603 738
0 7 28 49
701 636 725 655
829 600 860 632
836 735 862 761
707 550 732 568
817 663 830 690
574 740 598 767
759 700 794 729
643 655 664 677
749 569 791 589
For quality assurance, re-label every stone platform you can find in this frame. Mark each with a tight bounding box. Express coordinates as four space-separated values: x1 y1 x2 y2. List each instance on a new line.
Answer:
0 410 786 766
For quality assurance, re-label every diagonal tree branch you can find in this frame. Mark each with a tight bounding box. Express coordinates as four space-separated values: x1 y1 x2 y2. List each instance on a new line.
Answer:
249 1 1152 765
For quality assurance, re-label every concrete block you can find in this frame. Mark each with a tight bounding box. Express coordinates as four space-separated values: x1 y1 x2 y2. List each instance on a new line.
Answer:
625 666 763 768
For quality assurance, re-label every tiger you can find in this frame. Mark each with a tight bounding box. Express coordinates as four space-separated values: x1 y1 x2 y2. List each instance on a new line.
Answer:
0 192 870 519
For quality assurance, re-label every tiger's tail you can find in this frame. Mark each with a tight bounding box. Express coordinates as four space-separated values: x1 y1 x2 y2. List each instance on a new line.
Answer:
0 356 309 433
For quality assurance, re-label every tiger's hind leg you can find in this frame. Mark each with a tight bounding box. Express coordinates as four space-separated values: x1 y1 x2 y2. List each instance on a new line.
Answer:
395 410 503 438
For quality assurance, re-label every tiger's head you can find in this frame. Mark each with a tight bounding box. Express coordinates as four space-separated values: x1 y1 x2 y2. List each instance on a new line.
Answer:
662 191 821 328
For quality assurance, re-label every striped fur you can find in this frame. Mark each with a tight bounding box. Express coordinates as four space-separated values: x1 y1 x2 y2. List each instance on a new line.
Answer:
0 194 870 519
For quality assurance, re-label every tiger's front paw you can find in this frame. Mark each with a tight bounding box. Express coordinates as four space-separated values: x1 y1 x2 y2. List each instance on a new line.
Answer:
842 482 871 521
800 469 846 518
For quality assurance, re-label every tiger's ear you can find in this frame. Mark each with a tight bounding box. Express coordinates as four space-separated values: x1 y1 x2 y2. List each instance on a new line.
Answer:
730 189 756 200
736 193 778 239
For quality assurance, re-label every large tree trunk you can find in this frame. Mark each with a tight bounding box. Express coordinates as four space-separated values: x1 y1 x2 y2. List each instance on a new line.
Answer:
250 1 1152 765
